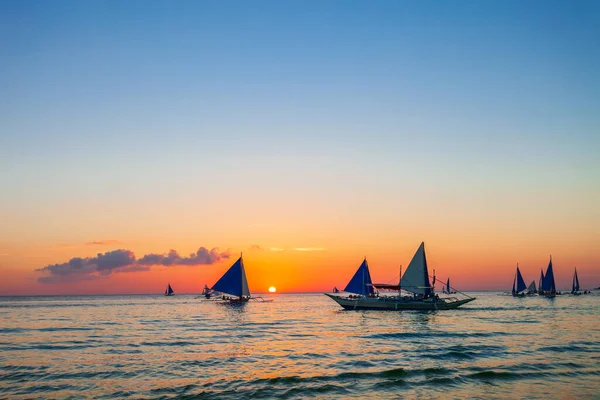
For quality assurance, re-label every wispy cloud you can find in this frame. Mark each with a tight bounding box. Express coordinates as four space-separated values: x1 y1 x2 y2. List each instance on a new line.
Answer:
249 245 264 251
294 247 326 252
36 246 230 284
269 247 285 252
84 240 122 246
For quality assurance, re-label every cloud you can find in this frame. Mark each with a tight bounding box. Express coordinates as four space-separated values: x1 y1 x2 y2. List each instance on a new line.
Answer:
269 247 285 252
36 246 230 284
249 245 264 251
138 247 230 266
294 248 326 252
84 240 122 246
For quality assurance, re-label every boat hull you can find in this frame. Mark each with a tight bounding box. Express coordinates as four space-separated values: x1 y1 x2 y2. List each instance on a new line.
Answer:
324 293 475 311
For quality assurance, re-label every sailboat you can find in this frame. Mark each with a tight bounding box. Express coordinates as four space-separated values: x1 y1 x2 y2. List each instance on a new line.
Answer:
211 255 272 303
571 267 581 295
511 264 527 297
164 283 174 296
325 242 475 311
538 270 544 295
527 280 537 294
540 256 557 297
443 278 456 294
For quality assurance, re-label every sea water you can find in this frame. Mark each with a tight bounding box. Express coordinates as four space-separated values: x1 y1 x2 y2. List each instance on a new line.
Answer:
1 293 599 399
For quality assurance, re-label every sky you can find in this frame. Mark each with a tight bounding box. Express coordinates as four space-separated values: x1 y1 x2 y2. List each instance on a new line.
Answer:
1 0 599 295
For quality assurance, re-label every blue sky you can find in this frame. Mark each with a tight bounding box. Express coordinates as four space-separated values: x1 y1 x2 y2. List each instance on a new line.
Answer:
1 0 599 249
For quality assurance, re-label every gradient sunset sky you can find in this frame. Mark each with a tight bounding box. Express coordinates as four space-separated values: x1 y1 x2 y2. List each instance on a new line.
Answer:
1 0 599 295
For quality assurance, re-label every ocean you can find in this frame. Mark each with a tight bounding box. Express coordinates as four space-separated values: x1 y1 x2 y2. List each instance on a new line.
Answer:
1 292 599 399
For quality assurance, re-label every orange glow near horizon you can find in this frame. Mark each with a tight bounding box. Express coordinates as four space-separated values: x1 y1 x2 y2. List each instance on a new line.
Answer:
2 236 600 296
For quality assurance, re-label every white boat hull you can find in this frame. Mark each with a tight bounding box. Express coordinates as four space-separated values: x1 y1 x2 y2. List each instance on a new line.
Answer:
324 293 475 311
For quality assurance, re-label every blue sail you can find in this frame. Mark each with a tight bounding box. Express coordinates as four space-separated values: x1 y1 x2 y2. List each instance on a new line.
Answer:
446 278 450 293
516 267 527 293
572 268 580 292
344 259 374 296
211 257 250 298
165 284 174 295
539 270 545 293
543 258 556 293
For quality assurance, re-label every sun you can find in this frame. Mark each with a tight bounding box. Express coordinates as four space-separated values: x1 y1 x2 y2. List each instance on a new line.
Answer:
268 286 277 293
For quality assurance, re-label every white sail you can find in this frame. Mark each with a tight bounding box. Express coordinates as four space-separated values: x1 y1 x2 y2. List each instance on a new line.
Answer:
527 280 536 292
240 260 250 297
400 242 432 296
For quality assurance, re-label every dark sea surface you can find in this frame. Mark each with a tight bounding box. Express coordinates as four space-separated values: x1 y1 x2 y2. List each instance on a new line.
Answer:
1 292 599 399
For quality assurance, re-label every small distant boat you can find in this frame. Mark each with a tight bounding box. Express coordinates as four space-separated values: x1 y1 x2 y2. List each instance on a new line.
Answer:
539 256 557 297
511 264 527 297
527 280 537 295
199 284 220 299
443 278 456 294
211 255 272 303
164 283 174 296
571 267 583 295
325 242 475 311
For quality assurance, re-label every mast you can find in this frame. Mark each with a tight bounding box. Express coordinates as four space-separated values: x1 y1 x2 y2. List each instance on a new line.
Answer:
399 265 402 297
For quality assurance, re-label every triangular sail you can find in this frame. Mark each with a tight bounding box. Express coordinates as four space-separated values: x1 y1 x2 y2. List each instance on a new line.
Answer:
573 268 580 292
446 278 450 294
516 267 527 293
166 284 174 295
400 242 432 296
543 257 556 293
527 280 536 293
211 257 251 298
344 259 374 296
539 270 545 293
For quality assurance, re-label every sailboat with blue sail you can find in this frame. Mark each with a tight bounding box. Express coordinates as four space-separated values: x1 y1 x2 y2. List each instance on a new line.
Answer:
511 264 527 297
572 267 581 295
540 256 557 297
325 242 475 311
211 255 272 303
443 278 456 294
164 283 174 296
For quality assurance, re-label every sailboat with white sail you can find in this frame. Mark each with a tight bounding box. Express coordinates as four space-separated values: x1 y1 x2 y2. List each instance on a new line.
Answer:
164 283 174 296
211 255 272 303
511 264 527 297
325 242 475 311
527 280 537 295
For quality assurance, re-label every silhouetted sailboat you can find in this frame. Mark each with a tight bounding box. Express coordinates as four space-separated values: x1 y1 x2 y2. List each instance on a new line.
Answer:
211 255 272 303
540 256 556 297
164 283 174 296
325 242 475 311
572 267 581 295
527 280 537 294
443 278 456 294
512 264 527 297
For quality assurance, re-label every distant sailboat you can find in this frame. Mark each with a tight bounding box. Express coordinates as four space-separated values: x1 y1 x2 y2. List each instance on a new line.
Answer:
211 255 272 303
511 264 527 297
443 278 456 294
572 267 581 295
325 242 475 311
164 283 174 296
539 270 544 295
527 280 537 294
540 256 557 297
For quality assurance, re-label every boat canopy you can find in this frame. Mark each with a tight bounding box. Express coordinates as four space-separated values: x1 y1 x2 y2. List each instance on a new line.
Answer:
344 259 374 296
212 256 250 298
400 242 433 296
